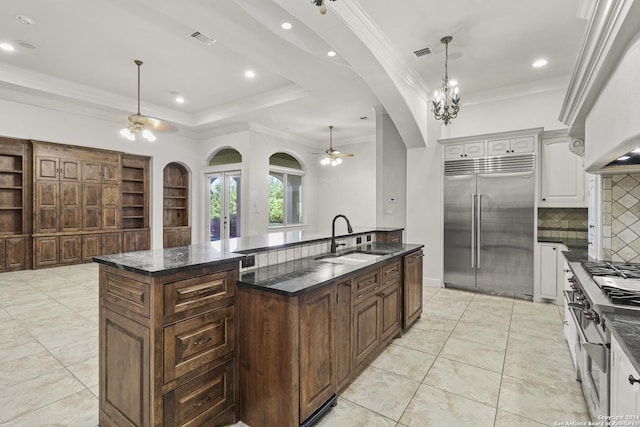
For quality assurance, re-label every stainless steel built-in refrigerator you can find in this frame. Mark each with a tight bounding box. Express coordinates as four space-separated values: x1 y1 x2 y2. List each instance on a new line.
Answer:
443 154 535 299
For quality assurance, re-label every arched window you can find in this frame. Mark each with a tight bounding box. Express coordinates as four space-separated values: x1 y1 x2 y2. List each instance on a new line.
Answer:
269 152 304 227
209 148 242 166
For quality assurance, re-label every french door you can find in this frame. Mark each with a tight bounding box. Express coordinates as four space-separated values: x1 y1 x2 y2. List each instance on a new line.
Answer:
207 171 241 241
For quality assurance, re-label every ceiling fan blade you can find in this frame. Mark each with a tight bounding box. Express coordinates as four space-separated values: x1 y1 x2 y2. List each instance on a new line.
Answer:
129 114 178 133
335 153 354 157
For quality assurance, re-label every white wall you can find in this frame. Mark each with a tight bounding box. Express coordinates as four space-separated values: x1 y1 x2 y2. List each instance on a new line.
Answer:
314 139 376 233
585 35 640 170
405 87 569 287
0 98 202 249
376 109 407 229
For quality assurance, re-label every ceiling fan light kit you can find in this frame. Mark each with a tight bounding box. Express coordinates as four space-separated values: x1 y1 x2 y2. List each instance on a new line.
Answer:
320 125 353 167
432 35 461 126
120 59 175 142
311 0 336 15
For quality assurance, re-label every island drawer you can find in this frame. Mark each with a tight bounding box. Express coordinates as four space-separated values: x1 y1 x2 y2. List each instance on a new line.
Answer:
382 259 402 285
164 269 235 316
102 271 150 318
163 358 236 427
164 305 235 382
353 267 381 301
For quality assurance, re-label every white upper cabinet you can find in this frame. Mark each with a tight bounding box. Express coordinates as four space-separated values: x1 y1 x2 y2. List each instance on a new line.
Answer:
539 133 586 207
443 142 485 160
487 137 534 156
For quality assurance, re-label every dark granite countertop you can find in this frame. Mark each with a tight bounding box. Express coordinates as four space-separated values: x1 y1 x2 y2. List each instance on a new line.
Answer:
238 242 423 296
93 227 406 277
93 242 244 277
604 313 640 374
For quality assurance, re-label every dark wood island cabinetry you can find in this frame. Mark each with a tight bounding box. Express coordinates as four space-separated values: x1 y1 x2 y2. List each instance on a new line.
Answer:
94 245 244 427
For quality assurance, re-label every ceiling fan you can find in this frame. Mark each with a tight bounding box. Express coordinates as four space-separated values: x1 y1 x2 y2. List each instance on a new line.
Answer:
317 125 354 166
119 59 176 142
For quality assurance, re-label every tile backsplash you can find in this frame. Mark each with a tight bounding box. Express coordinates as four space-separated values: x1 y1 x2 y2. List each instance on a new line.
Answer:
537 208 588 241
601 173 640 263
240 234 375 272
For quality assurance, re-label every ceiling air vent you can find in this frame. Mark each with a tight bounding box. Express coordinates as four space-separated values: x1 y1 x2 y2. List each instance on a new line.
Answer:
189 31 216 46
413 47 432 58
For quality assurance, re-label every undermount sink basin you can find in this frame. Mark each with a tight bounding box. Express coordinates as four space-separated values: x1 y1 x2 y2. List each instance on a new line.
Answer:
318 252 382 265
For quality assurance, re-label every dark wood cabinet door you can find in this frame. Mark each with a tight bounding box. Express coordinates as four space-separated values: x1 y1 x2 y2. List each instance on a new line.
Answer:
380 283 401 342
103 162 120 185
60 235 81 264
101 233 121 256
100 308 150 427
352 295 381 369
0 239 5 270
336 280 352 390
60 182 82 232
403 250 424 329
35 181 59 233
101 184 120 230
34 236 58 267
35 156 59 180
299 284 337 422
82 184 101 230
123 229 149 252
164 227 191 249
60 158 81 181
82 234 101 261
82 160 102 183
5 237 26 270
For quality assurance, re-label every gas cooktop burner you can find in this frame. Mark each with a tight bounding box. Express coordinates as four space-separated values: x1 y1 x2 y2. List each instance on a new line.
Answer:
581 261 640 279
599 287 640 307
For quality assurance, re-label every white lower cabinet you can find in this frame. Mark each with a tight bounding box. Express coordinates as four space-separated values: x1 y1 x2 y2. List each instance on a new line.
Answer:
537 243 567 302
610 334 640 418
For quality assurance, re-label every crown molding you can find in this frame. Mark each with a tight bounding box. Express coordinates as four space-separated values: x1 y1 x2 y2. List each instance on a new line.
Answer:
462 75 571 106
558 0 640 138
331 1 429 101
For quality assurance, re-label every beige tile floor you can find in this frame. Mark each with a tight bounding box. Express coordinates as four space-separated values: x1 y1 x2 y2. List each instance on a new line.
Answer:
0 264 590 426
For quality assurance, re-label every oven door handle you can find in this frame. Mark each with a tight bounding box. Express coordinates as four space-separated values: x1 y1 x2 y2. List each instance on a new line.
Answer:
582 342 608 373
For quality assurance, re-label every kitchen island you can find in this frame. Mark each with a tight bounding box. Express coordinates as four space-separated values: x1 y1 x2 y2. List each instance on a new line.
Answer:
93 229 424 427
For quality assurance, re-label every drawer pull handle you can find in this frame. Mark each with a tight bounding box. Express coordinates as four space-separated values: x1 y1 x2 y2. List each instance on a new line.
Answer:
630 375 640 385
356 294 363 299
193 395 212 407
194 287 215 295
193 336 212 346
373 286 379 290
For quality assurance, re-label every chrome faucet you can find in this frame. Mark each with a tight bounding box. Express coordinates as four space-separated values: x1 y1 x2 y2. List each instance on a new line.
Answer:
331 214 353 254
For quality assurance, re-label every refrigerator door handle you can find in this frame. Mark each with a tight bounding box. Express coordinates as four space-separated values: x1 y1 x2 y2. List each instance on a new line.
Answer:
477 193 482 268
471 193 475 268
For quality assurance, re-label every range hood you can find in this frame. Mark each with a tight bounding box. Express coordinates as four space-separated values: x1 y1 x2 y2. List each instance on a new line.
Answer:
599 147 640 173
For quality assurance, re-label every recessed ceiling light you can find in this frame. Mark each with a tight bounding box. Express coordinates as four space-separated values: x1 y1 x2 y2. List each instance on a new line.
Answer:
327 50 336 57
175 96 185 104
532 59 548 68
281 22 292 30
449 79 458 87
0 43 15 52
16 15 35 25
245 70 256 79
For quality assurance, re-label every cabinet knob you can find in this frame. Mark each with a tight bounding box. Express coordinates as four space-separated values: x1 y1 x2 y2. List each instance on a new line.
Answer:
630 375 640 385
553 247 556 251
589 225 595 229
542 198 546 201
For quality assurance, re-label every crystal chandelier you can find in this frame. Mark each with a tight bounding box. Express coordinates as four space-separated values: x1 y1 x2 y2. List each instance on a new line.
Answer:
311 0 336 15
432 36 460 126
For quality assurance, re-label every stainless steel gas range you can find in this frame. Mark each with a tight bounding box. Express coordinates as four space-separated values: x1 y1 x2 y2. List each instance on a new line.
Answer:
565 260 640 420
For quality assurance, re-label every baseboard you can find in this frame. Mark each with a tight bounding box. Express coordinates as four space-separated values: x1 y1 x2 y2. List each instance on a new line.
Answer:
423 276 443 288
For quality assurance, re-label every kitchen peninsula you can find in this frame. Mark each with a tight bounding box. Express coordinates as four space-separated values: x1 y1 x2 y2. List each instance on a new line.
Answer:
93 228 424 427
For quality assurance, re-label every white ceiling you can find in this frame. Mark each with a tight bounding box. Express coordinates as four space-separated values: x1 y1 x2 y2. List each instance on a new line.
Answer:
0 0 588 146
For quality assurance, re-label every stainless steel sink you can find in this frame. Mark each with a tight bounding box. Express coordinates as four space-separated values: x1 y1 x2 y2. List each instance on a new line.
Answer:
317 252 382 265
